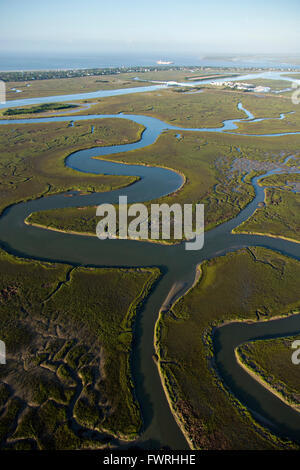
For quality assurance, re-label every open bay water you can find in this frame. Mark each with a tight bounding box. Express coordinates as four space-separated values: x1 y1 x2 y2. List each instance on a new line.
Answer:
1 53 300 71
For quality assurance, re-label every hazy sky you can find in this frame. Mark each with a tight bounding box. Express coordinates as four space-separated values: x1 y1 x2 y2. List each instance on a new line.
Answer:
1 0 299 56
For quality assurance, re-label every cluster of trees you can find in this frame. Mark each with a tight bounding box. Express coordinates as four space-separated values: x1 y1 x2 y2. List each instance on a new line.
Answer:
0 66 188 82
3 103 78 115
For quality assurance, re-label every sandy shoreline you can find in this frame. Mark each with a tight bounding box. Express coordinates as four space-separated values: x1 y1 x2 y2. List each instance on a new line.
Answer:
232 228 300 245
25 219 183 247
155 349 195 450
93 154 187 196
235 349 300 413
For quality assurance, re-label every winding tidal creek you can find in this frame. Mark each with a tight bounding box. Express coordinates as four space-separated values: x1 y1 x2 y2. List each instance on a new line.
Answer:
1 75 300 448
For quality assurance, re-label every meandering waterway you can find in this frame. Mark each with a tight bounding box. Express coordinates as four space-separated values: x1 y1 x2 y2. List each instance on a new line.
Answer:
1 77 300 449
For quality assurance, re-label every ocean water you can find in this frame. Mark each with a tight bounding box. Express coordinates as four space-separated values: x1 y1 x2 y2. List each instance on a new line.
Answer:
1 53 300 71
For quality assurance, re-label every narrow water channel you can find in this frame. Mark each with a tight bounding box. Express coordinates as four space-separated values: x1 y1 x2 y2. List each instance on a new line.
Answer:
1 84 300 448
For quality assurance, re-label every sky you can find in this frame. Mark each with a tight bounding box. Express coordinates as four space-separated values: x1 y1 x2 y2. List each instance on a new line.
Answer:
0 0 299 57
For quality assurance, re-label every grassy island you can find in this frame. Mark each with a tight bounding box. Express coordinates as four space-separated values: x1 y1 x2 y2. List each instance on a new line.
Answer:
0 248 160 449
156 247 300 449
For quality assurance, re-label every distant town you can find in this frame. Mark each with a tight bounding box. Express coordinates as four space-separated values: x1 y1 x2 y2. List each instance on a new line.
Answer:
211 81 271 93
0 64 299 83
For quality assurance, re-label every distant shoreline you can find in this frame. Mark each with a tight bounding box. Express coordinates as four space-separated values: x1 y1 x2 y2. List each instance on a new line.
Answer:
232 229 300 245
1 59 300 73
